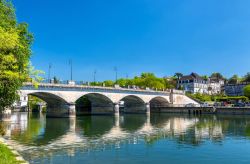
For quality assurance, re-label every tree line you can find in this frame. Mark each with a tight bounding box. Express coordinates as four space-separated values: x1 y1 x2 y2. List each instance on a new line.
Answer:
88 72 250 90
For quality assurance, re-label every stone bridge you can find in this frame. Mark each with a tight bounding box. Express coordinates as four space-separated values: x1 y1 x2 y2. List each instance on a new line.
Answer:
19 83 197 117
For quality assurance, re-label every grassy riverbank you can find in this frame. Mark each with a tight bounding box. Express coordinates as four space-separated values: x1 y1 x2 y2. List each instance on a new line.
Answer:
0 143 23 164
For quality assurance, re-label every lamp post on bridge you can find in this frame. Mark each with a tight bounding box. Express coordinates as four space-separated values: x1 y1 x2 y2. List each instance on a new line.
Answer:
68 59 75 85
114 66 118 84
69 59 73 81
48 63 52 83
94 70 97 84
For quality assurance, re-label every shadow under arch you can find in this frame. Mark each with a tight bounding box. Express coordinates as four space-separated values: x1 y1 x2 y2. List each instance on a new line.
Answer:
75 93 114 115
149 96 170 113
28 92 68 105
119 95 146 114
28 92 75 117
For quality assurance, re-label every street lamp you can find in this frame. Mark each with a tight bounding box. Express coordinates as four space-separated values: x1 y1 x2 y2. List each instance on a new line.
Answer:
48 63 52 83
94 70 97 84
114 66 118 83
69 59 73 81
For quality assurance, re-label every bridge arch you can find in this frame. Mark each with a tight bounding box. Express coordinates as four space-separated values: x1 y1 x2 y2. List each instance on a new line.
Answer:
28 92 68 105
119 95 147 113
27 92 75 117
75 93 114 115
149 96 170 112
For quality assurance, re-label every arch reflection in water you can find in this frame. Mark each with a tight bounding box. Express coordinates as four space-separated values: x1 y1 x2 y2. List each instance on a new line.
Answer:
2 113 250 163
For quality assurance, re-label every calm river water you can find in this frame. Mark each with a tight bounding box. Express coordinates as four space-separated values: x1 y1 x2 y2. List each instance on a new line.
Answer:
2 112 250 164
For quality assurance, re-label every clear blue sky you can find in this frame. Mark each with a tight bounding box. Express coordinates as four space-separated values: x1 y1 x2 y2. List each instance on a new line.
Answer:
12 0 250 81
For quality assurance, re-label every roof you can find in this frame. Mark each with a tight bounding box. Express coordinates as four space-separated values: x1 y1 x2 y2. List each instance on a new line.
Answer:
179 72 204 81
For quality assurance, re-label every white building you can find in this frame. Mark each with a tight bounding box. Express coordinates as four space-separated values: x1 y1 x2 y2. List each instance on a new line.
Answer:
178 73 224 95
207 78 225 95
12 94 28 109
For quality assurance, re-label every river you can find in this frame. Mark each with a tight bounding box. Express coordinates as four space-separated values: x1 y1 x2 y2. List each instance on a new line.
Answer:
1 112 250 163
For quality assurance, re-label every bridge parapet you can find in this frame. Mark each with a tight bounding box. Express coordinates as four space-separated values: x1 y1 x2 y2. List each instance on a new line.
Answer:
22 82 185 96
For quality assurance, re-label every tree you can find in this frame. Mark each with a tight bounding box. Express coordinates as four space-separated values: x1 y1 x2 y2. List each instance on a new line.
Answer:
0 0 33 111
202 75 208 81
228 75 240 84
163 76 176 89
174 73 183 80
103 80 114 87
244 85 250 99
210 72 224 80
53 76 60 84
117 78 129 87
243 73 250 83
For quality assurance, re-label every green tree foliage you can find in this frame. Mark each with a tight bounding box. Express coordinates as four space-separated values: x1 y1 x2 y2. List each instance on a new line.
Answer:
228 74 240 84
202 75 208 80
243 73 250 83
116 73 166 90
0 0 33 111
244 85 250 98
210 72 224 80
174 72 183 80
92 73 173 90
103 80 114 87
163 76 176 89
28 95 45 111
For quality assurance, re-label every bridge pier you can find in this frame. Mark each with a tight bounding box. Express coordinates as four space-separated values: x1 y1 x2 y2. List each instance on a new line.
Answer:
46 103 76 118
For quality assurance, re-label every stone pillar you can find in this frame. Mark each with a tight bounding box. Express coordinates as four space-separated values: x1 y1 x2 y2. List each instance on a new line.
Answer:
68 103 76 118
114 103 120 116
170 89 174 104
145 103 150 114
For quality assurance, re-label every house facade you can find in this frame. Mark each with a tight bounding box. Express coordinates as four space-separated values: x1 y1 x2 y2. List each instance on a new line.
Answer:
207 78 225 95
178 73 224 94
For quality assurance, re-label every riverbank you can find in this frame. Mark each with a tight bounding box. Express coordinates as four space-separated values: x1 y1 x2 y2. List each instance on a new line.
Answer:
0 138 28 164
151 107 250 115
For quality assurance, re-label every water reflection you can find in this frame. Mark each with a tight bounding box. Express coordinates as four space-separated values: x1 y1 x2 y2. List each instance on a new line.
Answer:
2 113 250 163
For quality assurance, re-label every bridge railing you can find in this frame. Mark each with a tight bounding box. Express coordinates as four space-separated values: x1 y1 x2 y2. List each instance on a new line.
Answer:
23 83 169 94
22 82 185 95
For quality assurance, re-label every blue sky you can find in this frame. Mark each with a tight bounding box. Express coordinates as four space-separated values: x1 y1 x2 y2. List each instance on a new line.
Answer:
12 0 250 81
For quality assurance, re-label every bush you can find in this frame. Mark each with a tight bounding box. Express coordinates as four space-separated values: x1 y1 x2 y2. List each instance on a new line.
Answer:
244 85 250 99
186 93 212 102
